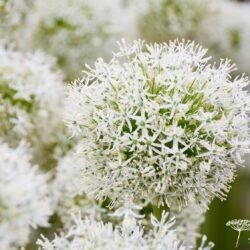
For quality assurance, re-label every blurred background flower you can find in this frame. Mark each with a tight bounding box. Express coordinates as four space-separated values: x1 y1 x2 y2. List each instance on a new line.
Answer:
0 142 52 249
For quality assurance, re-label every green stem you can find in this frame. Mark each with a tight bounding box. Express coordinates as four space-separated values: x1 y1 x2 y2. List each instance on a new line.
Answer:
235 231 241 248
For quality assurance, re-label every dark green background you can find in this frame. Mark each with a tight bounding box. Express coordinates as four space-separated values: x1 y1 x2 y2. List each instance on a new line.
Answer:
201 166 250 250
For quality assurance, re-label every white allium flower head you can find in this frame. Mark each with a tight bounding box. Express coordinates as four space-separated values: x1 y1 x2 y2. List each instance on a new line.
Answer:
0 45 65 167
65 39 250 211
31 0 127 80
37 212 189 250
0 141 52 249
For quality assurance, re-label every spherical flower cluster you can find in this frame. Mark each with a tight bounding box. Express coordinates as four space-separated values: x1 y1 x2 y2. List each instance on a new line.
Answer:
31 0 127 80
65 40 250 211
0 0 132 80
0 45 65 168
0 142 52 249
136 0 250 75
37 213 189 250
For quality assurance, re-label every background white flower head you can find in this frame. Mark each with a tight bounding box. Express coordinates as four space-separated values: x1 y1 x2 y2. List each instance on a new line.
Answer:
0 45 65 169
0 141 52 249
37 212 191 250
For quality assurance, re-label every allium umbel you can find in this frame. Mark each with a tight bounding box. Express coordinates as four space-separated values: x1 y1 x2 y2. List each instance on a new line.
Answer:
0 142 52 249
0 46 64 143
65 40 250 211
0 45 65 168
37 212 188 250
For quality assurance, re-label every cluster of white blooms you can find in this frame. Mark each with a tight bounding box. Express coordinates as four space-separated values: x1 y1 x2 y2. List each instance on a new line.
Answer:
0 0 133 80
37 213 190 250
65 39 250 211
136 0 250 75
0 0 249 248
0 142 52 249
0 45 65 168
